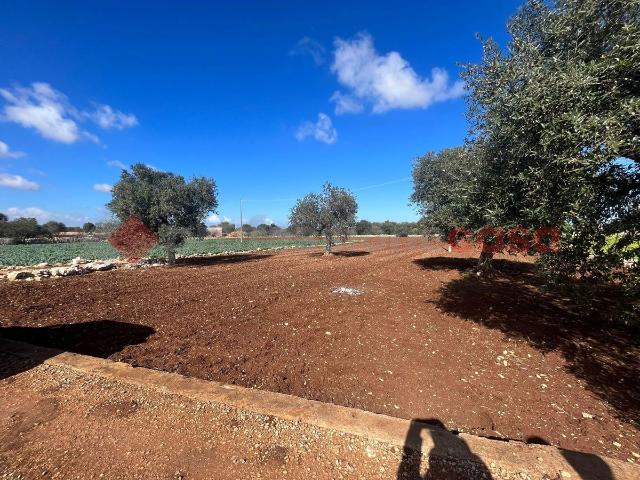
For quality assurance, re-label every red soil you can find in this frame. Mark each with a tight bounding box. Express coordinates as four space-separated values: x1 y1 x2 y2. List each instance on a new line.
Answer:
1 238 638 462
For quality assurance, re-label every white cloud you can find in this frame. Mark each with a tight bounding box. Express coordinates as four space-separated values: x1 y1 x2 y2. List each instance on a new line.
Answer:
329 91 364 115
330 33 465 114
90 105 138 130
248 214 276 227
295 113 337 144
0 173 40 190
205 213 221 225
5 207 50 222
0 82 138 144
204 213 232 226
0 140 26 158
290 37 326 65
107 159 127 170
93 183 113 192
4 206 90 225
0 83 82 143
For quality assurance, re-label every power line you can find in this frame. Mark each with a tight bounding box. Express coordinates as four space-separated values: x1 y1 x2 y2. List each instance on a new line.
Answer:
353 176 411 192
236 176 412 205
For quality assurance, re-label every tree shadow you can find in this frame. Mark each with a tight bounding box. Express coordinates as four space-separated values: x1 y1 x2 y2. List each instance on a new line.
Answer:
0 320 155 380
309 250 370 258
414 256 534 276
415 256 640 427
526 436 614 480
397 418 493 479
174 253 272 267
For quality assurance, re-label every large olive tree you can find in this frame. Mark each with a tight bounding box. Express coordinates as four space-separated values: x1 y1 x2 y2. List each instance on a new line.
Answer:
289 182 357 254
108 164 217 264
462 0 638 289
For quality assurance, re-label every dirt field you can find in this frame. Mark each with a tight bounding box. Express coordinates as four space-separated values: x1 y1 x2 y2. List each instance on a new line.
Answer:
1 238 638 463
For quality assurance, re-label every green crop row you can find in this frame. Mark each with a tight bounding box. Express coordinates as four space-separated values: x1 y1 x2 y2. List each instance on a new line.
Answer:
0 238 325 267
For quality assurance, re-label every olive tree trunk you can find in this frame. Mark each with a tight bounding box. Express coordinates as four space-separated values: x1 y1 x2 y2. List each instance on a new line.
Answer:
324 232 333 255
166 244 177 265
477 251 494 275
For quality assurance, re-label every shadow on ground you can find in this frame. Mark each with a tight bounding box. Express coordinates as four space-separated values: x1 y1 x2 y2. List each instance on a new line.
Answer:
309 250 371 258
0 320 155 380
526 436 614 480
414 256 640 427
397 418 493 479
396 419 615 480
174 253 272 267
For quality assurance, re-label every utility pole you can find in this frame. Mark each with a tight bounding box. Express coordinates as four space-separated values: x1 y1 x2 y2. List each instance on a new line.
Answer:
240 199 243 243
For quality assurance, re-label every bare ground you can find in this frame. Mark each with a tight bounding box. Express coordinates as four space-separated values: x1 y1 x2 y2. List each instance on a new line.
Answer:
1 238 638 463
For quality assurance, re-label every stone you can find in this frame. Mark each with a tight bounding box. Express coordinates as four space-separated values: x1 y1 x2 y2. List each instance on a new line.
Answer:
50 266 81 277
84 262 115 272
7 271 34 281
331 287 363 296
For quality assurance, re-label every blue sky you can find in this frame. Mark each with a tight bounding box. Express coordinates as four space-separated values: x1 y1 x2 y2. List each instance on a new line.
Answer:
0 1 520 227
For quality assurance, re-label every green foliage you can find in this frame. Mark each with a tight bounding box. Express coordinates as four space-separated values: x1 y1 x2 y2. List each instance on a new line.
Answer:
43 221 66 236
0 213 7 222
437 0 640 311
108 164 218 263
355 220 373 235
355 219 421 236
0 217 43 242
0 238 327 266
289 182 358 253
411 147 487 236
219 221 235 234
94 217 121 234
241 223 255 233
255 223 281 236
82 222 96 233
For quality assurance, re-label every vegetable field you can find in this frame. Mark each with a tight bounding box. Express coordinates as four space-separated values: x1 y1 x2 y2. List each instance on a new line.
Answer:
0 238 325 267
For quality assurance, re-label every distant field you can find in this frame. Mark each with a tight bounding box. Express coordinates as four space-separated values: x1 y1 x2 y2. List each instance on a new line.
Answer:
0 238 325 267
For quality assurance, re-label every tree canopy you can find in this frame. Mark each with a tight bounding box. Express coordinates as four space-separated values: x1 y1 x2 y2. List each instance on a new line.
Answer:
43 221 66 236
411 146 489 236
289 182 357 253
413 0 639 306
0 217 41 242
107 164 217 263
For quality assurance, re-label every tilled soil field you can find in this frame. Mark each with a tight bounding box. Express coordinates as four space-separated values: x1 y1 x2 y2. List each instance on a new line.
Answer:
1 238 638 463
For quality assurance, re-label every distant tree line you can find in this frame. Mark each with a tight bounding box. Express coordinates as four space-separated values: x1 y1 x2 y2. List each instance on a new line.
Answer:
214 219 420 238
0 216 67 243
354 220 420 236
0 215 104 243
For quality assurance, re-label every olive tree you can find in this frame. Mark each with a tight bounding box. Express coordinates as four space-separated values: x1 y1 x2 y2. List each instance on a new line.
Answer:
455 0 639 289
289 182 357 254
108 164 217 264
43 221 66 236
219 221 235 235
412 146 501 271
0 217 41 242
